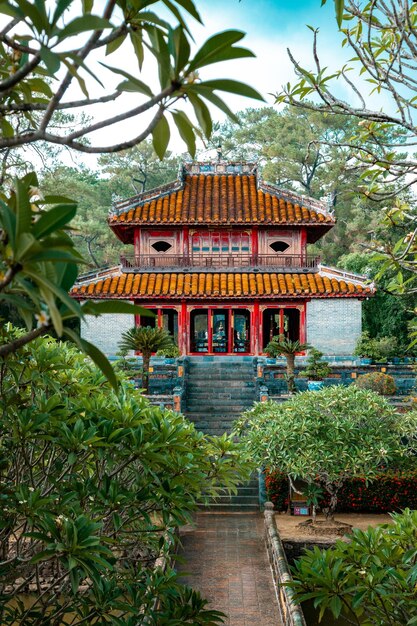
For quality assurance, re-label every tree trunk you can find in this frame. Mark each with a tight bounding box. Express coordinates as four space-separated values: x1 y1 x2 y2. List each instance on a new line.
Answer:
325 484 338 521
286 353 296 394
142 352 150 393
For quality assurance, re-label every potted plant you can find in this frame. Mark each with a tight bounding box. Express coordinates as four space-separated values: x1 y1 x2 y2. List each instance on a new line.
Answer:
353 331 376 364
156 344 181 363
300 348 331 390
264 336 310 394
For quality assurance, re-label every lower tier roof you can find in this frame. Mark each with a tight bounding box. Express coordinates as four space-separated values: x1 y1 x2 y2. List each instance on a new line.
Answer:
71 268 373 300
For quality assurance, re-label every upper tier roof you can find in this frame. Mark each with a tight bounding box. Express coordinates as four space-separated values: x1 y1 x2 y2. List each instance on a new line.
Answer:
109 162 335 244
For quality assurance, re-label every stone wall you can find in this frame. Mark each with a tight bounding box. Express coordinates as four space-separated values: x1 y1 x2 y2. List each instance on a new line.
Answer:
306 299 362 355
81 313 134 355
260 361 416 399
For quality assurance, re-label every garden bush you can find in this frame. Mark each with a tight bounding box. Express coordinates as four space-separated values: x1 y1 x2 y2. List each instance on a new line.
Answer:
266 469 417 513
355 371 396 395
0 327 247 626
237 386 417 521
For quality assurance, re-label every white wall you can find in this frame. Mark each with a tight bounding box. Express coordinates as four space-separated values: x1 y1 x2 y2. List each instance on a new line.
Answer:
81 313 135 356
306 299 362 355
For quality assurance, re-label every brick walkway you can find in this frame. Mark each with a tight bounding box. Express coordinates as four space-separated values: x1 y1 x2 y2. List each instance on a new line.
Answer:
177 512 282 626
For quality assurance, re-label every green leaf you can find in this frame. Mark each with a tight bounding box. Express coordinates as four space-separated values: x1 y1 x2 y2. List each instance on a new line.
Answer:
100 63 153 96
64 328 118 390
15 232 38 261
0 198 16 248
199 79 264 101
40 45 61 74
170 26 190 75
164 0 201 23
148 26 171 89
14 0 46 32
27 77 54 97
171 110 196 157
335 0 345 27
81 301 150 317
129 31 144 69
15 178 32 239
51 0 73 25
24 268 80 317
32 204 77 239
57 15 112 40
187 91 212 137
188 30 253 72
106 33 126 56
152 115 170 160
82 0 94 12
0 118 15 138
190 86 239 124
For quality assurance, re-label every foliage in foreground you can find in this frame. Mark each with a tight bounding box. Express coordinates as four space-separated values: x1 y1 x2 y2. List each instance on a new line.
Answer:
0 329 249 625
236 386 417 519
289 508 417 626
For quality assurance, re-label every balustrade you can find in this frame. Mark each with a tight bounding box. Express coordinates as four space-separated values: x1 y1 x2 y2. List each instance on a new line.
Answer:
120 253 319 271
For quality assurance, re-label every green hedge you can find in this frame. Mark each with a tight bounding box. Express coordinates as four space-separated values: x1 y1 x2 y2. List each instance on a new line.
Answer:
265 469 417 513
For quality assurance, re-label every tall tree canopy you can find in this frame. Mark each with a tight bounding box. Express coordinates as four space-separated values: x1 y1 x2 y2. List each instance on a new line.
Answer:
278 0 417 300
214 106 393 264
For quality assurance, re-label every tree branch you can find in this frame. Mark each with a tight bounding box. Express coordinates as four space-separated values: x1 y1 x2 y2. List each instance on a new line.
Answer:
0 325 51 359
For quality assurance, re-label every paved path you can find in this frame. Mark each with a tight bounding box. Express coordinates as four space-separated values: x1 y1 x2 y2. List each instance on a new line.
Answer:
177 512 283 626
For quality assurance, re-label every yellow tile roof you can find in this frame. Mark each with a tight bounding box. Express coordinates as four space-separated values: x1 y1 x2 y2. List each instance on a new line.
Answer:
109 174 335 226
72 271 371 300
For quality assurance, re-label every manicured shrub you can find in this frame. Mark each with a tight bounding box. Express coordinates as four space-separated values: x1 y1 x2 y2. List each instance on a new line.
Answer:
266 469 417 513
355 371 396 395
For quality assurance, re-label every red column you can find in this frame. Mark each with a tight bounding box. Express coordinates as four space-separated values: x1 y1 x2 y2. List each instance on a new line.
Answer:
208 309 213 354
134 228 141 259
180 301 187 355
253 302 260 355
300 303 306 344
300 227 307 265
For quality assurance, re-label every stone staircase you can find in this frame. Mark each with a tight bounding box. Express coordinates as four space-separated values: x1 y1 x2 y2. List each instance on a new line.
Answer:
184 357 257 436
184 357 259 511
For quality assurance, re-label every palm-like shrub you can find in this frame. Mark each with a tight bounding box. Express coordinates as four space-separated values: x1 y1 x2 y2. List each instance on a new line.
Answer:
119 326 174 391
264 336 311 393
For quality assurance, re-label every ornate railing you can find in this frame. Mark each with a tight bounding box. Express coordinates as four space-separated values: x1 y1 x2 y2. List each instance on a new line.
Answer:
120 253 320 272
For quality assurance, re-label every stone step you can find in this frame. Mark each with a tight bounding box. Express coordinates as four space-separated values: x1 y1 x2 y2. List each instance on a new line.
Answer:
186 406 252 413
199 477 260 511
187 386 256 393
186 394 255 403
199 503 260 512
187 422 238 431
187 376 256 388
187 376 255 383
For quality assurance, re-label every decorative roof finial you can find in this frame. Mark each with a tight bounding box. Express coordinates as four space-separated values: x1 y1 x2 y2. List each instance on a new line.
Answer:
216 142 222 162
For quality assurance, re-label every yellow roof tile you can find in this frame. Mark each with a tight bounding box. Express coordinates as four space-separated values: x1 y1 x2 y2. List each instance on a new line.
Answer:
72 271 371 300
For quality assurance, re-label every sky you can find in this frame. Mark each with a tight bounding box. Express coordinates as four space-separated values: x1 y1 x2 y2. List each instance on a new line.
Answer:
66 0 348 164
193 0 342 109
7 0 356 167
